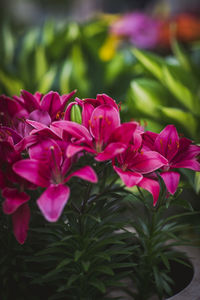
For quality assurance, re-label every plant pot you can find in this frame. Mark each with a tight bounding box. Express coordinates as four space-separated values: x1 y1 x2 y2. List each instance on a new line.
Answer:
166 245 200 300
108 245 200 299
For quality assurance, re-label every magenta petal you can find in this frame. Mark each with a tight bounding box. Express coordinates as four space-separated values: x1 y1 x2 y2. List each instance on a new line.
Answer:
66 144 96 157
29 138 62 166
21 90 40 111
2 188 30 214
52 120 92 142
64 102 77 121
41 91 61 120
12 203 30 244
13 159 50 187
65 166 98 183
37 184 70 222
95 142 126 161
138 177 160 206
28 109 51 126
172 160 200 171
113 165 142 187
60 90 77 109
142 131 158 151
82 103 94 129
155 125 179 161
160 171 180 195
96 94 119 111
90 105 120 144
109 122 137 144
130 151 168 174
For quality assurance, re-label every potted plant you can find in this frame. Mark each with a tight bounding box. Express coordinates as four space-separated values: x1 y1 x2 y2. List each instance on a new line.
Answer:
0 90 200 299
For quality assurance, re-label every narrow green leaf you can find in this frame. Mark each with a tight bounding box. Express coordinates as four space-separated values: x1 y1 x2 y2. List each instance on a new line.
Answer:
74 250 82 262
172 40 193 72
161 106 197 137
90 279 106 293
2 24 15 64
0 71 23 95
37 66 56 93
129 78 168 118
35 45 48 83
56 258 72 269
132 48 166 81
96 265 114 276
163 64 199 113
194 172 200 194
82 261 90 272
66 274 80 288
60 60 73 94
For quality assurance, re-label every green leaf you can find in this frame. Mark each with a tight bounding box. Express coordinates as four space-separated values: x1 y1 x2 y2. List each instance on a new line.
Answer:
163 64 199 113
194 172 200 194
172 40 193 72
95 253 111 262
66 274 80 288
0 71 23 95
42 20 55 46
74 250 82 262
82 261 90 272
128 79 169 118
160 106 197 137
132 48 166 81
96 265 114 276
37 66 57 93
60 59 73 94
56 258 72 269
90 279 106 293
2 24 15 64
34 45 48 83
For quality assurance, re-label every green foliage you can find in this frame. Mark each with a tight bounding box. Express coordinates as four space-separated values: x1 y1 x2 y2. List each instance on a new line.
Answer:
0 19 138 100
128 46 200 142
0 163 136 300
121 187 196 300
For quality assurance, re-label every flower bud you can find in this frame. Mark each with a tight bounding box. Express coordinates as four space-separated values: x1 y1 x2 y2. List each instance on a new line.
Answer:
70 104 82 124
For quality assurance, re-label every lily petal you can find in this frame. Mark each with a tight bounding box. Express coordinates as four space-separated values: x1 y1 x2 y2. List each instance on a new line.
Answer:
129 151 168 174
113 165 142 187
155 125 179 161
28 109 51 126
2 188 30 214
90 105 120 144
41 91 61 120
160 171 180 195
52 120 92 142
12 203 30 244
13 159 50 187
138 177 160 206
95 142 127 161
109 122 137 144
37 184 70 222
21 90 40 111
65 166 98 183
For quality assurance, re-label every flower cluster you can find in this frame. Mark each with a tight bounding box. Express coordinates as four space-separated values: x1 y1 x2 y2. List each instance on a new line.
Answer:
1 90 200 244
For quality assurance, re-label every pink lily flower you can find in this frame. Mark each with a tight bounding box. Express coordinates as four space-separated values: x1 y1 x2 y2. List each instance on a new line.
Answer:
53 104 137 161
143 125 200 194
13 138 97 222
64 93 119 129
113 131 168 205
14 90 76 120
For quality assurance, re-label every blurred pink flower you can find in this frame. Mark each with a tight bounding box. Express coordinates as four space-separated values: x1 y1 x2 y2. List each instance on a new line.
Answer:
111 12 161 49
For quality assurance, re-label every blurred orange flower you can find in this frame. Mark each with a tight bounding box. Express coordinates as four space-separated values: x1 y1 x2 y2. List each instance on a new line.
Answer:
159 14 200 47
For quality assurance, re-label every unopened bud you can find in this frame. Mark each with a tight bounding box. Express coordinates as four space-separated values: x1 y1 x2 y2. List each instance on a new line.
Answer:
71 104 82 124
